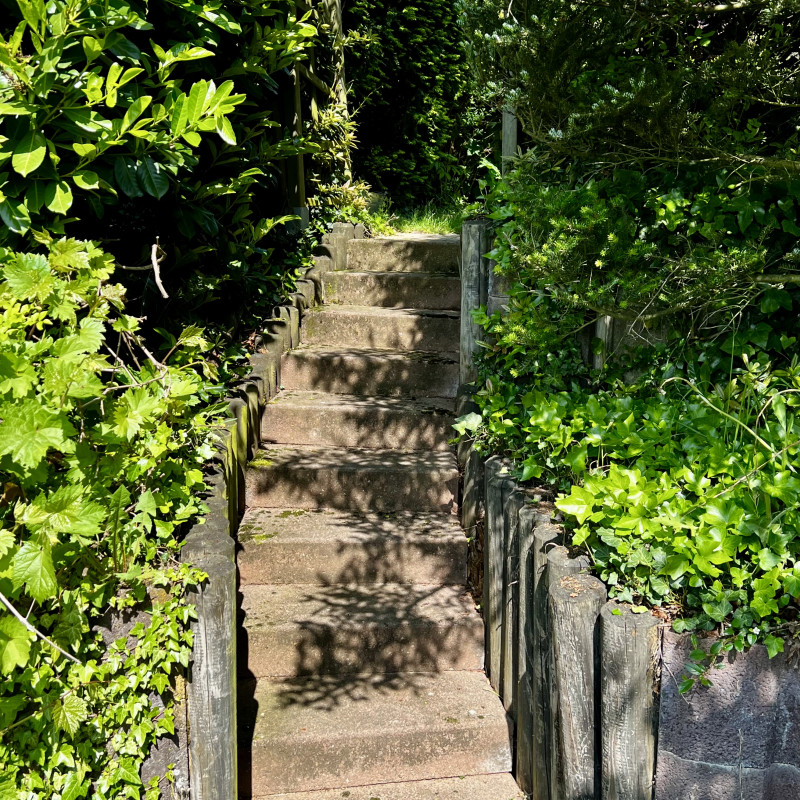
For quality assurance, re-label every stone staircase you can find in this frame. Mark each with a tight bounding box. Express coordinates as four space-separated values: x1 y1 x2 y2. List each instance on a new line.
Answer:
236 234 521 800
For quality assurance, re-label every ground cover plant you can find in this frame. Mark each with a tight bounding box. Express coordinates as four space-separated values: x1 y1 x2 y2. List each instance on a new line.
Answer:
458 0 800 685
0 0 356 795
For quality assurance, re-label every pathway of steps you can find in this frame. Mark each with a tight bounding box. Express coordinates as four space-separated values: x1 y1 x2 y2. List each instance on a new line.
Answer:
236 234 522 800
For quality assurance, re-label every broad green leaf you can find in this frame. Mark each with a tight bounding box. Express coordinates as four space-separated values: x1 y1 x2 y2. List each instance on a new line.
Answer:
13 540 57 603
113 158 143 198
61 771 88 800
186 79 209 123
72 170 100 190
0 694 25 727
72 142 97 157
171 93 189 135
15 0 45 34
563 442 588 473
182 131 202 147
11 131 46 176
82 36 102 62
121 95 152 132
137 157 169 199
215 115 236 146
0 199 30 234
0 615 33 674
25 181 47 213
52 694 88 736
757 548 782 571
44 180 74 214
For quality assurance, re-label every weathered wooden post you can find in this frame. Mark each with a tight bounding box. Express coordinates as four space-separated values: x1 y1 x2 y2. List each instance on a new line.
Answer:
185 550 238 800
514 506 550 795
460 219 491 385
501 488 526 715
549 572 607 800
501 106 518 175
483 457 514 694
530 523 561 800
600 603 661 800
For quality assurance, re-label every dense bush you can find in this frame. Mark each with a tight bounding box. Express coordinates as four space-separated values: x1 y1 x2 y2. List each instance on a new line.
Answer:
343 0 494 206
460 1 800 684
0 0 353 795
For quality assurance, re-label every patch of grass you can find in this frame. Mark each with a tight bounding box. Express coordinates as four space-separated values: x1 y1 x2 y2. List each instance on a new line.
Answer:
391 203 464 234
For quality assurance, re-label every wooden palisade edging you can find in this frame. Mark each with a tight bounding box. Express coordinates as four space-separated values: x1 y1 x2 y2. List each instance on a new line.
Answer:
458 219 662 800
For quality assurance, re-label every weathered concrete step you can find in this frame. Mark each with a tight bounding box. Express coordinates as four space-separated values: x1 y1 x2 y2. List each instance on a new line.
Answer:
346 234 460 274
239 584 484 678
255 773 524 800
245 446 458 514
237 509 467 586
281 347 458 398
261 391 454 451
302 306 459 353
324 271 461 310
238 671 512 796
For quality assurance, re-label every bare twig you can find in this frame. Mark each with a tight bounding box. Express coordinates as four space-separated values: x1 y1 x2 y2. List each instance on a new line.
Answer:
0 591 81 665
116 238 169 299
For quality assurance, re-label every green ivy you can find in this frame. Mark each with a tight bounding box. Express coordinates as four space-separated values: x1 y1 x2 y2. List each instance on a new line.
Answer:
0 237 222 798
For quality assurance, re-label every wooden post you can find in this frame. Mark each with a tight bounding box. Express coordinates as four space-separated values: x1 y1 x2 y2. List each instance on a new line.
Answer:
483 457 514 694
549 573 607 800
462 445 485 602
186 554 238 800
515 506 550 795
501 488 526 715
460 219 490 385
600 603 661 800
501 106 518 175
531 523 561 800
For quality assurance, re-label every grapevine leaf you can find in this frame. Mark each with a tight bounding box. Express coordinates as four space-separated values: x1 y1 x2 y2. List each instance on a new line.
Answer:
13 540 58 603
0 400 75 471
4 252 54 300
0 614 34 673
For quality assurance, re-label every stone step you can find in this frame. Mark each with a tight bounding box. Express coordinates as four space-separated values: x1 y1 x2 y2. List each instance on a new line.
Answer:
281 347 459 399
261 391 454 451
237 509 467 586
324 271 461 310
254 774 524 800
346 234 460 274
237 671 512 796
245 446 458 514
239 583 484 678
302 306 459 353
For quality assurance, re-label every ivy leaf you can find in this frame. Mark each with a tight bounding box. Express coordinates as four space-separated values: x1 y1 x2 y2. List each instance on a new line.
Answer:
0 694 26 727
555 485 595 524
11 131 47 177
44 180 74 215
61 771 89 800
563 442 588 473
0 614 34 673
13 539 58 603
52 693 88 736
137 157 169 199
757 548 782 571
0 399 75 471
115 759 142 785
764 634 784 659
453 412 482 436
